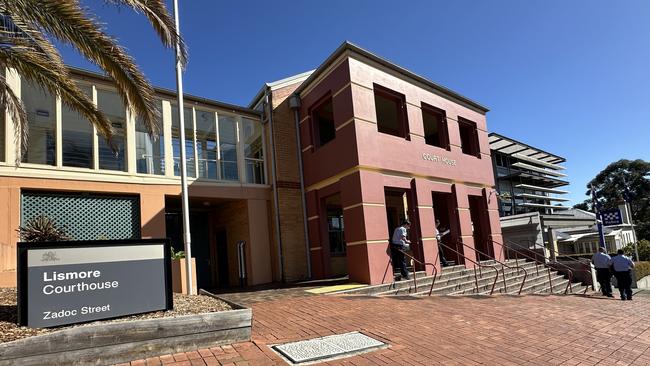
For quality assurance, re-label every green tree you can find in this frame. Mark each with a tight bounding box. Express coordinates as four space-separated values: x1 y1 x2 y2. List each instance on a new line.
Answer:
623 240 650 261
0 0 186 161
574 159 650 240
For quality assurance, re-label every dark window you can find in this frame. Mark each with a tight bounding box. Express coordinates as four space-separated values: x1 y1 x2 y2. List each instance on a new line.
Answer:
328 207 346 255
374 84 408 138
458 118 480 157
311 96 335 147
422 104 448 149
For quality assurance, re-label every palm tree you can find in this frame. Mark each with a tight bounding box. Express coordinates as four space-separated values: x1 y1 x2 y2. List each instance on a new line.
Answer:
0 0 187 162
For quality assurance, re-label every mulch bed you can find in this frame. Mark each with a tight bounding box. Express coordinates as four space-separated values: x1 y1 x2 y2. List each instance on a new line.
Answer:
0 287 231 343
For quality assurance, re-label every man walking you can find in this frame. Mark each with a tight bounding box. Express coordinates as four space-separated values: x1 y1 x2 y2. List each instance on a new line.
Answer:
391 220 412 280
435 219 451 267
591 247 613 297
610 249 635 301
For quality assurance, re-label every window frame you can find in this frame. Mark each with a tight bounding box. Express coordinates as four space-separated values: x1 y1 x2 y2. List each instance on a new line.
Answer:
373 84 410 140
421 103 449 150
458 117 481 158
309 92 336 149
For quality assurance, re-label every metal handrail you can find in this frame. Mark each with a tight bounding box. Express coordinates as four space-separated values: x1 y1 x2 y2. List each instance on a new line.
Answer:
381 241 439 296
515 238 595 293
436 241 501 295
488 238 563 294
492 238 594 294
449 239 528 295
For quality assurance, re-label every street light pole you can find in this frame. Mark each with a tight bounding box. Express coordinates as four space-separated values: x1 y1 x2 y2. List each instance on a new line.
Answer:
172 0 194 295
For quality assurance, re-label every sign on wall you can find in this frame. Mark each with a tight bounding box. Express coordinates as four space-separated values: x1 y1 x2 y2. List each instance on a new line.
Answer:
599 208 623 226
18 239 172 328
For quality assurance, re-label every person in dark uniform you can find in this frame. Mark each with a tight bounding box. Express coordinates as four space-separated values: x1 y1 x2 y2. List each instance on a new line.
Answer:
610 249 635 301
591 247 613 297
390 220 411 280
435 219 451 267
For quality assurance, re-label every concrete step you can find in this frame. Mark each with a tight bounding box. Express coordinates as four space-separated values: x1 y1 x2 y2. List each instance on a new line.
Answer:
498 274 568 295
410 266 532 296
445 270 534 296
331 258 587 298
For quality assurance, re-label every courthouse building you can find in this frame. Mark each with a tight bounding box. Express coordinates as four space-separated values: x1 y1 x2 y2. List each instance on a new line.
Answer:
0 42 503 287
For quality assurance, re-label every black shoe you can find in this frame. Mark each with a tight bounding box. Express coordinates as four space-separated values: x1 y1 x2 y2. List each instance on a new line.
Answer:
627 297 633 301
621 297 627 301
403 272 412 280
607 294 614 298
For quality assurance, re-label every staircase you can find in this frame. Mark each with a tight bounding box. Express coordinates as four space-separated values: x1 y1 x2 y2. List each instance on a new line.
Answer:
331 259 592 297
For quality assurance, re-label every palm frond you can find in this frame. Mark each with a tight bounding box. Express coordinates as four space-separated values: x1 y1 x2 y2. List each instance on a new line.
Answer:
106 0 187 65
0 74 27 164
0 44 114 144
3 0 161 137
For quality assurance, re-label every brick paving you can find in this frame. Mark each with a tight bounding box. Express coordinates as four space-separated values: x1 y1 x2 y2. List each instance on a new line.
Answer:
124 292 650 365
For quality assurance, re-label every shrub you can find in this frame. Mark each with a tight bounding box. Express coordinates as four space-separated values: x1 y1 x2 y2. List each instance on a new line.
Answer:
635 261 650 280
170 247 185 259
17 215 71 242
623 239 650 261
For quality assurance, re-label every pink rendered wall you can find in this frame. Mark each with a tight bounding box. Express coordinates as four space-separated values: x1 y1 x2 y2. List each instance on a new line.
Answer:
299 53 503 284
347 57 494 186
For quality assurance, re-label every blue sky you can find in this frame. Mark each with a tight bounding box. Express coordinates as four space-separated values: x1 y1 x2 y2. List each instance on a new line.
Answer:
64 1 650 205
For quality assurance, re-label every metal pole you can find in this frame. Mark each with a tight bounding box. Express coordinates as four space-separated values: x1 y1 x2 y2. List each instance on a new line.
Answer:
172 0 194 295
591 186 606 249
625 201 640 261
291 102 312 279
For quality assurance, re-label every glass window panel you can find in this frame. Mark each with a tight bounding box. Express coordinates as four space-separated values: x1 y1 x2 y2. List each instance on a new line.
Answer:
171 105 195 177
62 84 93 168
195 109 217 179
136 100 164 175
97 89 126 171
21 81 56 165
242 117 264 184
218 115 238 181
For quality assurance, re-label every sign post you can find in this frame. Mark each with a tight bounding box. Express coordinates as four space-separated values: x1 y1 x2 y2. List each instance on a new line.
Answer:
18 239 172 328
590 186 606 249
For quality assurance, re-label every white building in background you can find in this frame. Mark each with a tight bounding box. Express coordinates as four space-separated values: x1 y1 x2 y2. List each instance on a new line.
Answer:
557 206 637 255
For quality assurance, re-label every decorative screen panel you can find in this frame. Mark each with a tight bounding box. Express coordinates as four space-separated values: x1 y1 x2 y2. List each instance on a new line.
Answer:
21 191 141 240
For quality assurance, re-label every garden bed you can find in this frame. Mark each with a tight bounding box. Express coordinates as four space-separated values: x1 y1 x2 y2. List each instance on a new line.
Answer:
0 288 251 366
0 287 231 343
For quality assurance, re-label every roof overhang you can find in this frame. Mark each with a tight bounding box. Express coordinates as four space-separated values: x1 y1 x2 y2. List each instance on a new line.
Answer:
489 132 565 164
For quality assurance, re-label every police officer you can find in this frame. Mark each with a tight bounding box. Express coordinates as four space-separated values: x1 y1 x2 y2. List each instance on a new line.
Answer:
390 220 411 280
610 249 635 301
591 247 613 297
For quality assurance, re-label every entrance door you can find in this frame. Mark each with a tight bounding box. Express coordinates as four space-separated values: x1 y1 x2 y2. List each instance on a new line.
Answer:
325 194 347 277
384 188 424 267
190 213 213 289
215 229 230 288
165 212 213 289
432 192 462 265
468 195 492 260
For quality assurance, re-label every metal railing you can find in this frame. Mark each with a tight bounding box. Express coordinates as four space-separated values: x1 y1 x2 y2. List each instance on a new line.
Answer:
488 238 561 294
446 239 528 295
381 241 438 296
436 241 501 295
489 238 594 294
508 240 595 293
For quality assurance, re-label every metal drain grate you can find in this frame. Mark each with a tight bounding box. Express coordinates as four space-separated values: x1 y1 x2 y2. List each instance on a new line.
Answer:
272 332 386 364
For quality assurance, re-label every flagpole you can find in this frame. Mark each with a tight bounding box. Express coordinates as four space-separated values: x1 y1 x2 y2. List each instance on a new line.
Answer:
622 177 639 261
172 0 194 295
591 185 606 249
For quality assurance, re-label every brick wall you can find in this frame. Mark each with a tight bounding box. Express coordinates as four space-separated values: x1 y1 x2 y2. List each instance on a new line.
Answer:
267 83 309 282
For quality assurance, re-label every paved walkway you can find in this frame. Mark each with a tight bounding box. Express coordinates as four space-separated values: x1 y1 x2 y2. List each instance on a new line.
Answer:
122 292 650 366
